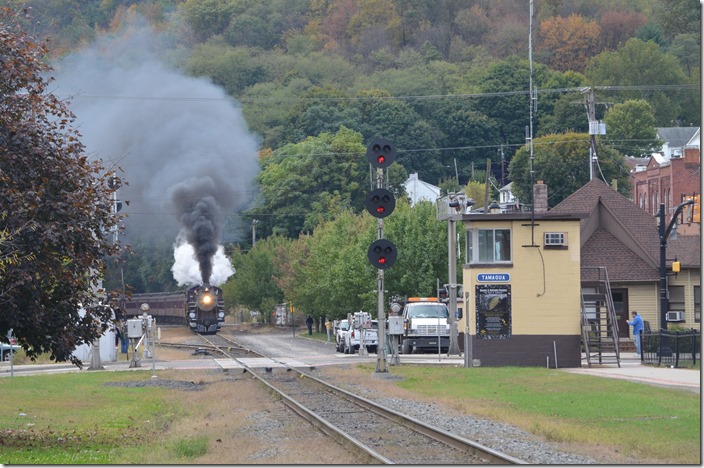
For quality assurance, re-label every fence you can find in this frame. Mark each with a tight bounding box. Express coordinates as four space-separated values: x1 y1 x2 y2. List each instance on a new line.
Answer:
641 329 700 367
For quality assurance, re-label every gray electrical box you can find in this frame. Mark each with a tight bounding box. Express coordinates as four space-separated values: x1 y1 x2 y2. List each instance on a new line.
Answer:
127 319 143 338
388 316 404 335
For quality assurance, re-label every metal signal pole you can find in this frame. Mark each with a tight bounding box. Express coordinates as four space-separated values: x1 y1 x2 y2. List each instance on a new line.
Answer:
375 167 388 373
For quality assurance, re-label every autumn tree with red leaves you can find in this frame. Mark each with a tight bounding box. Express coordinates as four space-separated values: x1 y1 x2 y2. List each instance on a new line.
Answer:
0 7 122 366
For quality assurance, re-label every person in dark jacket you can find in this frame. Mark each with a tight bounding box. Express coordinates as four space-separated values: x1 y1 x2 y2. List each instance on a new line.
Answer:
306 315 314 335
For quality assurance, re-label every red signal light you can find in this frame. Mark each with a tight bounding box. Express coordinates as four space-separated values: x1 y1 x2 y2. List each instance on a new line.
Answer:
365 188 395 219
367 138 396 169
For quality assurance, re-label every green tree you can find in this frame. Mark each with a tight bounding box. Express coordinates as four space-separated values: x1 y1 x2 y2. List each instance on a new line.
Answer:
186 42 268 96
223 238 285 314
428 99 501 183
383 198 450 298
603 100 662 157
0 7 121 365
652 0 701 41
464 181 488 206
474 57 555 156
508 133 631 207
353 89 443 183
249 127 366 238
293 210 375 320
585 38 692 126
181 0 236 42
668 33 700 77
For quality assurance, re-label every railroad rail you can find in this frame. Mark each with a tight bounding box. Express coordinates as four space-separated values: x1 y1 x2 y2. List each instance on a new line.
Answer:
193 332 525 464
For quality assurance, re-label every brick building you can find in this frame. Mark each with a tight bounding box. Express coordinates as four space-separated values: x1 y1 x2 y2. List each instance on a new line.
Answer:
632 128 700 232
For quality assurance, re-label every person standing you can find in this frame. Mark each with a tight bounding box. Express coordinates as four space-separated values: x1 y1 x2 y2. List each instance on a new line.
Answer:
306 315 314 335
627 311 644 355
325 318 333 342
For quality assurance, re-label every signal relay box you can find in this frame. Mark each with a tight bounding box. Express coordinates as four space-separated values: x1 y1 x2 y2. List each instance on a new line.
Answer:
127 319 144 338
388 316 404 335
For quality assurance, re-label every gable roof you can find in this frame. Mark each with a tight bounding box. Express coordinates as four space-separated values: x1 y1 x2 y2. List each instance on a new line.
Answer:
657 127 699 149
404 173 440 206
550 179 661 281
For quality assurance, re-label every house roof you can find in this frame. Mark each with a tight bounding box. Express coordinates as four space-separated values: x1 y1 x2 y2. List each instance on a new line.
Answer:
657 127 700 149
581 228 659 281
404 173 440 206
550 179 662 282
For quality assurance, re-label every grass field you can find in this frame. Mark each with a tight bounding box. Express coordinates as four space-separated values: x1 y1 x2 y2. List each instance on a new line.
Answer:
0 361 699 464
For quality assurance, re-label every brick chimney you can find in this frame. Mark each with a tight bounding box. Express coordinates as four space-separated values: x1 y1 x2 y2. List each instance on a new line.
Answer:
533 180 548 213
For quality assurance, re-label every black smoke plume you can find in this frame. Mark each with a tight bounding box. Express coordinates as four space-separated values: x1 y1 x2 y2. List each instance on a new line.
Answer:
51 17 260 287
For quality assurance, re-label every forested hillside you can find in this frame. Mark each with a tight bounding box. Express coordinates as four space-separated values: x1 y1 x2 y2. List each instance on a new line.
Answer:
6 0 699 316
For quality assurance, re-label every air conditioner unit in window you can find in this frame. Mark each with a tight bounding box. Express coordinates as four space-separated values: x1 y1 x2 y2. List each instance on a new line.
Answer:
544 232 566 246
666 311 684 322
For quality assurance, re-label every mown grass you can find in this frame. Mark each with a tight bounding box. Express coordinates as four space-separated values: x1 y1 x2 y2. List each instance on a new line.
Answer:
373 365 701 464
0 371 186 464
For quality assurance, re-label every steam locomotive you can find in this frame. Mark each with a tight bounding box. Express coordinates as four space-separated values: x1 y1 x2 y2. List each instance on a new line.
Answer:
185 284 225 334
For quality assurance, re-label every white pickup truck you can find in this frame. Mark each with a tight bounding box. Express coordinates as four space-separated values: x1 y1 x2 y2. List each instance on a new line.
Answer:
341 312 378 354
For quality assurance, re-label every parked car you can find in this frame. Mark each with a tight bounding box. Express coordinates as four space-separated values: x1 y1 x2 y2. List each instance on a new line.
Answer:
1 337 20 361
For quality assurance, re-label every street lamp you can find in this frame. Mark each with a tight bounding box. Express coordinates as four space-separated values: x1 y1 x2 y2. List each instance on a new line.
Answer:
658 200 694 330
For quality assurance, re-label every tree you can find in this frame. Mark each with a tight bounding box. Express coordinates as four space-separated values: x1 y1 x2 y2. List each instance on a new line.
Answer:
224 238 285 314
597 10 647 51
383 198 449 298
603 100 662 157
428 99 501 184
585 38 692 126
538 14 602 72
0 7 121 365
508 133 630 207
248 127 367 238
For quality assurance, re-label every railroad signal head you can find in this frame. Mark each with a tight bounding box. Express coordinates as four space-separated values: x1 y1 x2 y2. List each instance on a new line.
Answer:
365 188 396 218
367 239 397 270
367 137 396 169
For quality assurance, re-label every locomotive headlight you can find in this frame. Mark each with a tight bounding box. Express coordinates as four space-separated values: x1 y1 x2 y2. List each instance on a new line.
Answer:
189 312 196 319
218 312 225 318
197 291 216 311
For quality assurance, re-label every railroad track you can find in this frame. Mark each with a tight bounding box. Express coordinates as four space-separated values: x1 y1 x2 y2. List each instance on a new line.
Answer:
190 332 525 464
195 332 263 359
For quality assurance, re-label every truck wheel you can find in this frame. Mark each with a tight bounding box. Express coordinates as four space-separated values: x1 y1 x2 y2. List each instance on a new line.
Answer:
401 343 411 354
344 344 350 354
368 346 377 354
2 351 10 362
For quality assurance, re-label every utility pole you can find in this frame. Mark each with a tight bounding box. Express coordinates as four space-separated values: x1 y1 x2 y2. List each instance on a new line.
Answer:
448 212 459 355
586 87 597 180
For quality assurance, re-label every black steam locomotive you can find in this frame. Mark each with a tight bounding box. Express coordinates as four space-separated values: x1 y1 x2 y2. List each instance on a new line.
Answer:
185 284 225 334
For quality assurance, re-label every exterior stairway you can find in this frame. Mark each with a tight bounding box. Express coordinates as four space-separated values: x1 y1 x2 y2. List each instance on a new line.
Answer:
580 267 620 367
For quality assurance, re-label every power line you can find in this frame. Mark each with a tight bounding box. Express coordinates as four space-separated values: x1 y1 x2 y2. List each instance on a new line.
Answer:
49 83 699 104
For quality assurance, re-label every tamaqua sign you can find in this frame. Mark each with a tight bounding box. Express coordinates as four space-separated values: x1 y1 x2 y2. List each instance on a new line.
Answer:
476 273 510 282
